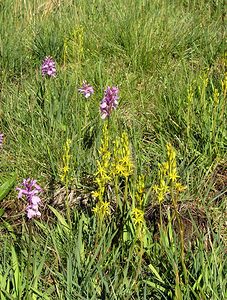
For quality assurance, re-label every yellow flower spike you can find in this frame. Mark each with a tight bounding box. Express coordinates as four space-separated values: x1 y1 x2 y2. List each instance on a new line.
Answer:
93 126 134 219
59 139 72 184
158 191 165 203
111 131 134 179
137 175 145 194
221 72 227 98
115 164 126 174
153 142 186 204
93 123 112 202
153 185 159 193
92 191 100 198
93 200 111 222
135 175 145 208
167 143 176 163
101 201 111 215
132 208 145 226
160 179 166 188
175 182 187 193
162 162 169 172
213 88 219 105
72 25 84 63
169 171 179 182
187 86 194 104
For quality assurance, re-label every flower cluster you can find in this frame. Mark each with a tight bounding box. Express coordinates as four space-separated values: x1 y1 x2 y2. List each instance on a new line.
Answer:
78 81 94 98
41 56 56 77
92 200 111 222
40 57 120 118
153 143 186 203
16 178 42 219
93 123 111 201
100 86 119 119
131 207 145 226
0 133 3 147
112 132 134 178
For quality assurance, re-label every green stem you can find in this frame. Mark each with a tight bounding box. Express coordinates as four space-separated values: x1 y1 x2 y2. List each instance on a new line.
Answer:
124 176 128 203
171 187 188 285
133 237 144 292
65 177 72 230
26 221 32 295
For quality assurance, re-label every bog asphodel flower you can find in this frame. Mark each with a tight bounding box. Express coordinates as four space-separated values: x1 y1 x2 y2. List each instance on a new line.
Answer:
132 208 145 225
93 200 111 221
153 143 186 203
111 131 133 178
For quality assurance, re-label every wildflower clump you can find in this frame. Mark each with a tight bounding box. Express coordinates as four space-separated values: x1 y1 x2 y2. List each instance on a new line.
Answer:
16 178 42 219
92 123 112 222
41 56 56 77
153 143 186 203
78 81 94 98
93 123 134 222
100 86 119 119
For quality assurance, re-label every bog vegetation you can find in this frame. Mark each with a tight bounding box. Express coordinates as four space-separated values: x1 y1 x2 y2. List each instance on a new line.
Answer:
0 0 226 299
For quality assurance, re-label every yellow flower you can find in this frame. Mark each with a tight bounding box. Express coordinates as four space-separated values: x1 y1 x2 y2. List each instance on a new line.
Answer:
59 139 72 184
169 171 179 182
132 208 145 225
93 201 111 221
92 191 100 198
111 131 134 178
175 182 187 192
153 143 186 203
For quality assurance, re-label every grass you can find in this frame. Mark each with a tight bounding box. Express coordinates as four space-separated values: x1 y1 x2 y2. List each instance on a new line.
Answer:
0 0 226 299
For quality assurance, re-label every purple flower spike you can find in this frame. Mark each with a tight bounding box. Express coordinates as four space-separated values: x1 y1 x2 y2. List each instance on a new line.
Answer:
0 133 3 147
41 56 56 77
16 178 42 219
78 81 94 98
100 86 119 119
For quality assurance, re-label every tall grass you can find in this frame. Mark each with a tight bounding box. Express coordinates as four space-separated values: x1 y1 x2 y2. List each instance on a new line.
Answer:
0 0 226 299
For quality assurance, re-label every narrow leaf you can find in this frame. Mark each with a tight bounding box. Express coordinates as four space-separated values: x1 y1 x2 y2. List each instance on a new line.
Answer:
0 174 16 201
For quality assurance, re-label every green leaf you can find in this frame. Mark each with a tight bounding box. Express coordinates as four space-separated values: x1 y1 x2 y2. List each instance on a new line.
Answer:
0 208 5 217
148 264 165 284
30 287 52 300
48 205 70 233
0 174 16 201
11 245 21 297
144 280 166 292
2 221 17 240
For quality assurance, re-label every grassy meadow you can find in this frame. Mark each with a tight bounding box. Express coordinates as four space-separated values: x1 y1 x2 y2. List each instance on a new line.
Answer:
0 0 226 299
